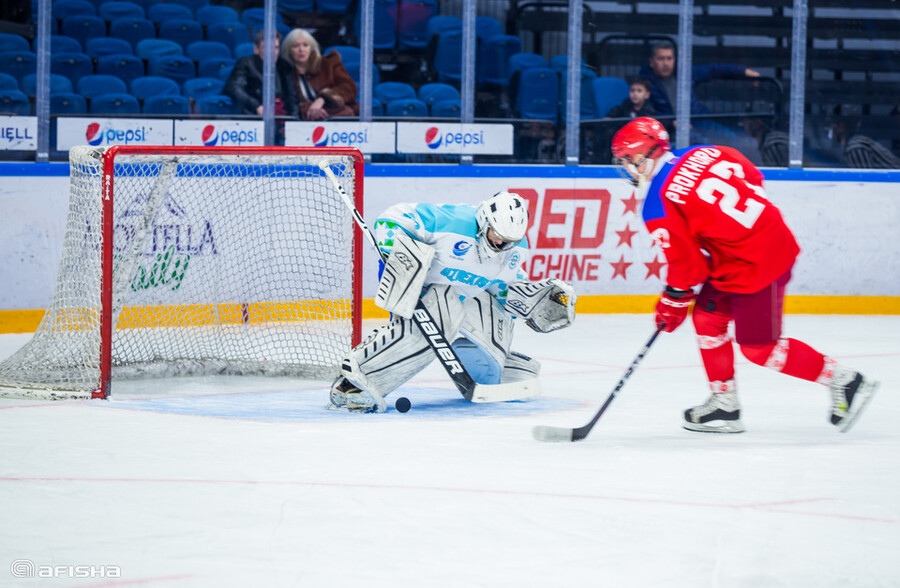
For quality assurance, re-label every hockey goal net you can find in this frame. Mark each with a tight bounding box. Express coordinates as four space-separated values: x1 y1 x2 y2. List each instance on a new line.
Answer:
0 145 364 400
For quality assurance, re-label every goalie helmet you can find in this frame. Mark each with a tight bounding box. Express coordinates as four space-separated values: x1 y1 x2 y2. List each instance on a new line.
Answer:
611 117 671 184
475 191 528 258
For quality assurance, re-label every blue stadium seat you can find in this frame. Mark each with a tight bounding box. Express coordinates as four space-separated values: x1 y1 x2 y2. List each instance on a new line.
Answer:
159 19 204 52
109 18 156 49
143 94 190 114
478 34 521 86
427 15 461 37
591 76 629 118
147 55 196 85
61 15 107 48
98 1 144 22
90 92 140 114
52 0 96 20
417 82 458 109
344 61 379 86
0 90 32 114
0 72 18 90
559 67 597 119
187 41 231 63
194 94 237 115
136 39 184 60
371 97 383 116
195 5 240 27
130 75 181 100
430 98 460 118
475 15 502 41
240 7 288 32
385 98 428 118
197 57 235 79
515 67 558 121
183 77 224 100
50 92 87 113
96 54 145 85
432 30 461 84
313 0 349 14
0 51 36 82
0 33 30 53
50 52 93 86
397 0 438 51
166 0 207 16
508 52 547 76
85 37 133 58
147 3 193 24
375 81 416 104
36 35 83 53
325 45 360 65
206 22 250 53
21 73 74 95
125 0 159 11
233 42 254 59
353 0 396 51
549 54 587 73
76 74 127 99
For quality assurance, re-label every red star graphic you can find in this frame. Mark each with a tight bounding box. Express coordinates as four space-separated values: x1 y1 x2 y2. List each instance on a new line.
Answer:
615 224 638 247
610 254 632 280
644 255 667 280
622 192 642 215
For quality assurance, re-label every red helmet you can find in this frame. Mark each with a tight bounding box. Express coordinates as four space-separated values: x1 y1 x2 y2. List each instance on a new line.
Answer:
611 117 671 162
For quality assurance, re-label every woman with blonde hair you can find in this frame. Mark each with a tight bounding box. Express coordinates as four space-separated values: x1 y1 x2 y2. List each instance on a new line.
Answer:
282 28 359 120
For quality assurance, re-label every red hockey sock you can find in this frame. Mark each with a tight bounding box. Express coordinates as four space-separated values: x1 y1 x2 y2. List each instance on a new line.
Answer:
740 338 826 383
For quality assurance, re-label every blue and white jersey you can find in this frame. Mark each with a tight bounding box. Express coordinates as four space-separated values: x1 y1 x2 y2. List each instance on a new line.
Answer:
373 202 528 302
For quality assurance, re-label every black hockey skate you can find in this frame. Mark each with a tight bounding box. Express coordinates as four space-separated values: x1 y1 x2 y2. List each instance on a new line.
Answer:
683 391 745 434
830 370 878 433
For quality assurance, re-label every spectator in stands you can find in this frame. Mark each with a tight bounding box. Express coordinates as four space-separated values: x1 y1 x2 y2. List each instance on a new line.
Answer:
638 41 760 116
827 104 900 169
605 77 655 119
223 30 299 118
742 107 789 167
281 28 359 121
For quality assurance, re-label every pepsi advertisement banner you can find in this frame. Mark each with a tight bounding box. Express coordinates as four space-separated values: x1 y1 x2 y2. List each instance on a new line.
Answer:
395 123 513 155
57 118 174 151
284 122 396 154
175 120 264 147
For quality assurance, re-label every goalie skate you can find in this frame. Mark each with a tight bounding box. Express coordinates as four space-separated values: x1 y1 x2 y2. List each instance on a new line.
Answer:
829 369 878 433
683 390 745 434
328 377 387 413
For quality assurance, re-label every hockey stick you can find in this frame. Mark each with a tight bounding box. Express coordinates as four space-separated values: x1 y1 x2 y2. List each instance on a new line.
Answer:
318 160 539 403
532 328 662 442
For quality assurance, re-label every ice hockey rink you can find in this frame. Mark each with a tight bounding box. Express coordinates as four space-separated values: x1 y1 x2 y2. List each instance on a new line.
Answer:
1 313 897 587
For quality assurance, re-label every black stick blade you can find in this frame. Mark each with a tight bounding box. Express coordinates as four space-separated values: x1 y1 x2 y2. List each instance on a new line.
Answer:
532 425 577 442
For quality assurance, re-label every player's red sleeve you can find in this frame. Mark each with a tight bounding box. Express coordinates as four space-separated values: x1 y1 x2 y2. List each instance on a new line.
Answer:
645 210 710 291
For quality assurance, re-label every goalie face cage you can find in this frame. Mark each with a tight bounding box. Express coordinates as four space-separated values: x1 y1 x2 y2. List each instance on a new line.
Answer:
0 145 364 400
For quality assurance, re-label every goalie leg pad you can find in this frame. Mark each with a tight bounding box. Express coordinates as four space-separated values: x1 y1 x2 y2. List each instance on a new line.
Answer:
505 278 577 333
501 351 541 384
456 291 514 384
374 231 436 319
339 284 465 400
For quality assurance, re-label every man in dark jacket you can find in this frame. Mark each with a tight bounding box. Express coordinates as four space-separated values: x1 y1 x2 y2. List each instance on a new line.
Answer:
638 41 759 116
224 30 299 118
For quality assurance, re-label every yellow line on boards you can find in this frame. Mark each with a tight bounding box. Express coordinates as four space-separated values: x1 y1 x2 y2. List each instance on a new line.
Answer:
0 296 897 334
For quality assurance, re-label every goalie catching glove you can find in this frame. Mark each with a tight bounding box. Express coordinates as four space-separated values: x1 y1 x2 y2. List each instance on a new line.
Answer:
374 231 436 319
505 279 577 333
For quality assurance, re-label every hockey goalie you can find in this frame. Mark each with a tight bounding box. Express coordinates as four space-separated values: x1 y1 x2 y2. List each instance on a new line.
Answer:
329 191 577 412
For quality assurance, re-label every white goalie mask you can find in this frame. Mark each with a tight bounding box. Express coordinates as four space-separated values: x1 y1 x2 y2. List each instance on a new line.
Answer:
475 191 528 259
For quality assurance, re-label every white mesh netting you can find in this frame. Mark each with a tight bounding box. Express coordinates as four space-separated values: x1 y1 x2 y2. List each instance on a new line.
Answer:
0 146 360 399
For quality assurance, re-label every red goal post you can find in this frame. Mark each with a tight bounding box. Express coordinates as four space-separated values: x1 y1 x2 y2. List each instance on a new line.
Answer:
0 145 365 400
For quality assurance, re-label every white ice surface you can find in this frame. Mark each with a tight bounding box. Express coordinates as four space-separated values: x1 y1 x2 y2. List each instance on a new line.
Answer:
1 314 898 587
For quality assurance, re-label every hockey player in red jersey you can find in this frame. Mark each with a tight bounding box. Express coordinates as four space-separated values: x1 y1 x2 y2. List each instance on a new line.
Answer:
611 116 878 433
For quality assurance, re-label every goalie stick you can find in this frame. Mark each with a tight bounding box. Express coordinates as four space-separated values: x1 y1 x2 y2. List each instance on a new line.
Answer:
532 328 661 442
318 160 538 404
